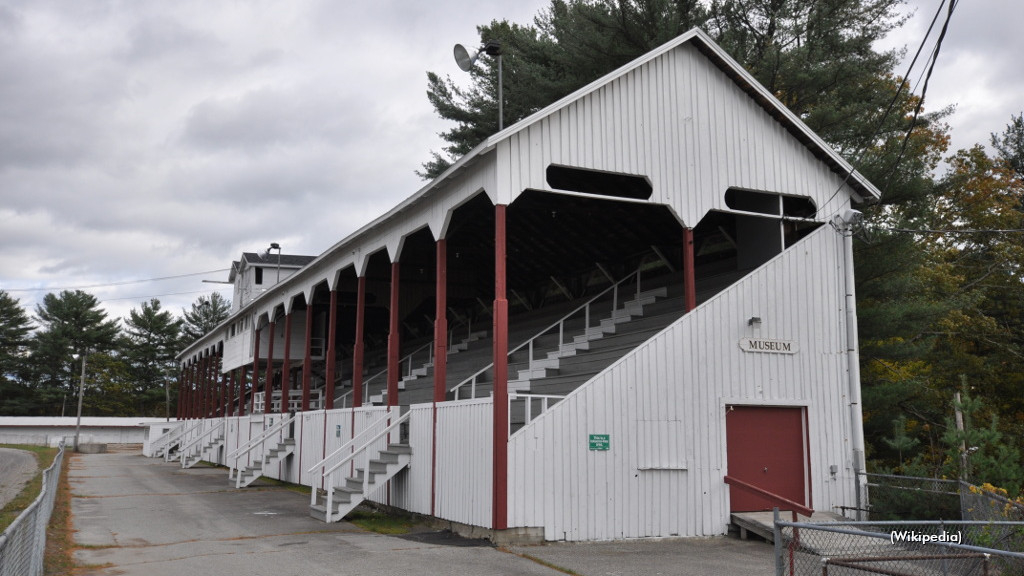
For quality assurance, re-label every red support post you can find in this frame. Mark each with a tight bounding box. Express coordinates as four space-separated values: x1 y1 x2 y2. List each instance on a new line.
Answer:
265 320 276 414
228 368 236 417
281 313 292 415
239 365 248 416
387 261 401 408
199 356 208 419
302 302 313 412
683 227 696 312
325 289 338 410
221 355 229 417
492 204 509 531
353 276 366 408
184 363 192 419
434 239 448 403
251 327 262 414
432 238 448 516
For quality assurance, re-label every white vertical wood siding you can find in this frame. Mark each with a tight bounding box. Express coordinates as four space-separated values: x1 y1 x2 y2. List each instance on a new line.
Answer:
507 225 856 541
388 399 493 527
389 403 434 515
498 42 854 225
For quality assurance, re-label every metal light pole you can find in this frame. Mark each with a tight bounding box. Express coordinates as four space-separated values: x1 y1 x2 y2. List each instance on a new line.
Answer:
73 352 87 452
269 242 282 283
454 40 503 131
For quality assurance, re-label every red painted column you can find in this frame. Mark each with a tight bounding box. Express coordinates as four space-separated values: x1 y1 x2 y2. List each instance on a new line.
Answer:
251 327 262 414
221 356 229 417
228 368 236 417
683 227 696 312
238 365 248 416
434 239 448 403
199 356 208 419
302 302 313 411
492 204 509 530
325 289 338 410
353 276 366 408
264 320 276 414
183 363 192 419
431 238 448 516
386 261 401 408
281 313 292 414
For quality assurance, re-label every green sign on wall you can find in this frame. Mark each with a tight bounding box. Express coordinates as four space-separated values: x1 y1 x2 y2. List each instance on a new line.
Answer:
588 434 610 451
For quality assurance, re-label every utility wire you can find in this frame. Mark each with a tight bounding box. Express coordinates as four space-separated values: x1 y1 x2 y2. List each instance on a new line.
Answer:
814 0 955 221
2 269 230 293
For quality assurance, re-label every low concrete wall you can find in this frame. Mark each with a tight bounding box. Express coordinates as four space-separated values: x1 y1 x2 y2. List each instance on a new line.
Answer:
0 417 176 447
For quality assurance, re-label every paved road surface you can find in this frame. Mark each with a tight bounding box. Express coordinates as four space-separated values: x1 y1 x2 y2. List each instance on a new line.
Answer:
0 447 38 509
70 448 775 575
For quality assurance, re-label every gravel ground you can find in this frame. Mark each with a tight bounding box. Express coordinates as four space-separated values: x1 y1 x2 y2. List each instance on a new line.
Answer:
0 447 39 509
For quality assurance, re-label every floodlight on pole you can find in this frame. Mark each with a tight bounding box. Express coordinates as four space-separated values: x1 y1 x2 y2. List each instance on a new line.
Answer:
269 242 282 283
453 40 503 131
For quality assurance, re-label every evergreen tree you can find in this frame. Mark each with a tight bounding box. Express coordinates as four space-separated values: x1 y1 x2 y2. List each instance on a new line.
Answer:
181 292 230 343
0 290 35 414
991 112 1024 176
123 299 183 418
29 290 120 415
421 0 907 179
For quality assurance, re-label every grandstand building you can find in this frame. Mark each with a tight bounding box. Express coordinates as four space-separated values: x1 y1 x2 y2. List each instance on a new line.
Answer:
173 28 878 541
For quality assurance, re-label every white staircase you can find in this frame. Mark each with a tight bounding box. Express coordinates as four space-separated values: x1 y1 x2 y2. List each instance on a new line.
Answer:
309 443 411 522
234 437 296 488
308 410 410 523
181 430 225 469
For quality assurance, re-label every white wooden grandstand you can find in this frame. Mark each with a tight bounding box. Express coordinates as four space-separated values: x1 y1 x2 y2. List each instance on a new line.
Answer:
168 28 879 542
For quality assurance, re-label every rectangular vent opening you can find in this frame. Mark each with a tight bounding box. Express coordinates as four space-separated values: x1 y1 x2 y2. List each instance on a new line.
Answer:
546 165 653 200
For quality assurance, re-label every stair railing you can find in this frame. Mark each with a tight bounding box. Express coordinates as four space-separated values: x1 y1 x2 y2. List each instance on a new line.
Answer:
450 268 643 400
508 392 566 436
177 420 225 467
226 412 297 481
307 410 390 498
163 419 204 462
149 421 184 457
312 409 411 523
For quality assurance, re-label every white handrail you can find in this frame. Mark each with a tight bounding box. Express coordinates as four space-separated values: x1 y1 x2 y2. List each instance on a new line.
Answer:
509 392 565 435
307 411 390 475
318 409 410 523
163 420 204 462
177 420 224 465
227 413 296 478
450 268 642 399
150 421 184 455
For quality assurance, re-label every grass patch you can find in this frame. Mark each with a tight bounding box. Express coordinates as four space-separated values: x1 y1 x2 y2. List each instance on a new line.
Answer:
347 509 417 535
44 452 76 575
0 444 58 532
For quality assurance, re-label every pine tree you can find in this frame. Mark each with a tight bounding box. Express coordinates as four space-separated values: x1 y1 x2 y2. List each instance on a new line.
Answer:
123 299 183 418
28 290 120 415
181 292 230 343
0 290 35 414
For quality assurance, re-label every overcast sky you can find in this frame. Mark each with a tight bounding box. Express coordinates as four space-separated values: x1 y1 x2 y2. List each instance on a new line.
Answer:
1 0 1020 325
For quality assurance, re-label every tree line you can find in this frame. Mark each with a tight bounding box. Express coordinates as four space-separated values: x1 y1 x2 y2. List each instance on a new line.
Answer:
0 290 230 418
422 0 1024 494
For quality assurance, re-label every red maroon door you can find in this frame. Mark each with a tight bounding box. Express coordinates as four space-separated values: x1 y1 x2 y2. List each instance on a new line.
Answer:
726 406 808 512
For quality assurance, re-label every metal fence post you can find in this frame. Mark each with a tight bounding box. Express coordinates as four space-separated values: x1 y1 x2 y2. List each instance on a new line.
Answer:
773 507 784 576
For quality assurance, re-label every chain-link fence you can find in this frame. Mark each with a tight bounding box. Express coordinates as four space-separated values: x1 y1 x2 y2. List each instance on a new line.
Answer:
773 512 1024 576
0 442 66 576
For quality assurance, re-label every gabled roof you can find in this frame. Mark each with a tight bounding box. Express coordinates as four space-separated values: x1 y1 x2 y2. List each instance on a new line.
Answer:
434 27 881 203
228 253 317 282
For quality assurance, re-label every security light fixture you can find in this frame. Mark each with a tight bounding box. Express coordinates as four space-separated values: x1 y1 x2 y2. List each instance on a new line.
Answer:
454 40 504 130
747 316 762 327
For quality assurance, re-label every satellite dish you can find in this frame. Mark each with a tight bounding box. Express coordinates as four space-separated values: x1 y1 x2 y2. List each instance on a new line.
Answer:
454 43 479 71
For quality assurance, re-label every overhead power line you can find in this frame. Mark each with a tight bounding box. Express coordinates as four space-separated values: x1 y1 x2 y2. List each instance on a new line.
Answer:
2 269 230 293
